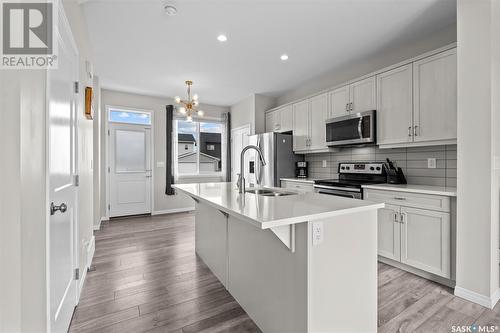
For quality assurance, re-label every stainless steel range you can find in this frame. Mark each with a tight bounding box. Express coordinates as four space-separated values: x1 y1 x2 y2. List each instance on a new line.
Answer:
314 162 387 199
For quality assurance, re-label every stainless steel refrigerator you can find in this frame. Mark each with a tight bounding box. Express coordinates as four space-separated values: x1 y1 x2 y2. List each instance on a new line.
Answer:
245 132 301 187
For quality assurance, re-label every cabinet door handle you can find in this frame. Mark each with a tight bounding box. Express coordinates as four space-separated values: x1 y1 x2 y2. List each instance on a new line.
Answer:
393 212 399 222
414 125 418 136
350 102 353 111
394 197 406 201
408 126 412 137
346 103 349 112
400 213 406 224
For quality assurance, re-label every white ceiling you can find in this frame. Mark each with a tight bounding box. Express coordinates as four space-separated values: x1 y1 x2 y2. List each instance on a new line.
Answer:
82 0 456 106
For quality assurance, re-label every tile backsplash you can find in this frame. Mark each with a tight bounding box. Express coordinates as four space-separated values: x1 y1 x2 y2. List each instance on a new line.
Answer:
305 145 457 187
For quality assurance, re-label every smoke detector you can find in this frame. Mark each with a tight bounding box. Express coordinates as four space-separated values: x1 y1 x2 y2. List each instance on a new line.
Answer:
163 3 178 16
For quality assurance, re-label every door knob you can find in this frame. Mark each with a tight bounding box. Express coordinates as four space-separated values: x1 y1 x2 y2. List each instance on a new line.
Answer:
50 202 67 215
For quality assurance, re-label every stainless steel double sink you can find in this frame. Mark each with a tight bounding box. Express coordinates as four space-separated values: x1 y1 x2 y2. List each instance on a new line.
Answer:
245 188 297 197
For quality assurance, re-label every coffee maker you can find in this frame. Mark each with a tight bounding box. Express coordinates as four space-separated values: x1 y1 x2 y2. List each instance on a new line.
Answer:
295 161 308 178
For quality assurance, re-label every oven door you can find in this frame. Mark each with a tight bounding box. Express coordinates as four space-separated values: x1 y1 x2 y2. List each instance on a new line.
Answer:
314 185 362 199
326 110 375 146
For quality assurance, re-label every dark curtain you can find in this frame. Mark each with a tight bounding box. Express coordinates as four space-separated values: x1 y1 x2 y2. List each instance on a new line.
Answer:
225 112 231 181
165 105 175 195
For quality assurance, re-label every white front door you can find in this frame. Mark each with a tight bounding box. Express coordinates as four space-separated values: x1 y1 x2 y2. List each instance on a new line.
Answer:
48 15 78 332
230 125 251 183
109 123 152 217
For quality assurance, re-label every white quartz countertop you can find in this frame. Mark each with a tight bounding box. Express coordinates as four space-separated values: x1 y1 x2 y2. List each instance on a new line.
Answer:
173 182 384 229
362 183 457 197
280 178 317 184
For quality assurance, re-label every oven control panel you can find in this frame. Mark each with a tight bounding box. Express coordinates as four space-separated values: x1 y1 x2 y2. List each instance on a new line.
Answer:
338 162 384 175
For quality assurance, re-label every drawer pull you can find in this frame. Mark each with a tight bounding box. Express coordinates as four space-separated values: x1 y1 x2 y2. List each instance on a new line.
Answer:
394 197 406 201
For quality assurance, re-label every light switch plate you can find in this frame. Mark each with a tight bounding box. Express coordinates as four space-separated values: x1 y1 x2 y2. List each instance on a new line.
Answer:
322 160 327 168
312 222 324 245
157 161 165 168
427 158 436 169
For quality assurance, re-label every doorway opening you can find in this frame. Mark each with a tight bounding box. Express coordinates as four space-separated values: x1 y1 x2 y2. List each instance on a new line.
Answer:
105 106 154 218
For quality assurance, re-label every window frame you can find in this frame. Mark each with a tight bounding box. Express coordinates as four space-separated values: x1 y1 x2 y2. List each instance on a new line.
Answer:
174 117 226 179
108 107 152 125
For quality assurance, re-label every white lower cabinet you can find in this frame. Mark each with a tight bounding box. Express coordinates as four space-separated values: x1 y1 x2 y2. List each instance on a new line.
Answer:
281 180 314 192
365 189 452 279
400 207 450 278
377 204 401 261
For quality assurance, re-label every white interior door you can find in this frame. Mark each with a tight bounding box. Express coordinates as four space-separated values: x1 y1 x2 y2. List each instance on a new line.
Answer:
230 125 250 184
48 17 78 332
109 123 152 217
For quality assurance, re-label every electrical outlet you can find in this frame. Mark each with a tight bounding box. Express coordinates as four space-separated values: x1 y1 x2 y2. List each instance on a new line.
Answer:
322 160 327 168
312 222 324 245
427 158 436 169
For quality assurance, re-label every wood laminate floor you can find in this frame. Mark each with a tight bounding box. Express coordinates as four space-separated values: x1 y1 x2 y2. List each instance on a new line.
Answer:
70 212 500 333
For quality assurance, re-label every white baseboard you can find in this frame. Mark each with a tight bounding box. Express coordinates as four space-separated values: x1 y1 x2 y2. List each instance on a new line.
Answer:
93 220 101 231
78 235 95 299
87 235 95 268
152 207 195 216
454 286 500 309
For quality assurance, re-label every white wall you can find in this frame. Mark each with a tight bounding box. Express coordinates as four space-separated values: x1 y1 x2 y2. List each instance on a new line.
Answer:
455 0 500 308
101 89 230 214
230 94 255 133
276 24 457 105
230 93 276 134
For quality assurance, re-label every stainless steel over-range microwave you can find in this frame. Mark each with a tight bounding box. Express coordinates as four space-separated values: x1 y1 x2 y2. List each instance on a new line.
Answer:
325 110 376 147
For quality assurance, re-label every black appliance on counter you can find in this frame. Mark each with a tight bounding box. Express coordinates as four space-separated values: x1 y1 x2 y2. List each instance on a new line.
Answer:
385 158 407 185
295 161 308 178
314 162 387 199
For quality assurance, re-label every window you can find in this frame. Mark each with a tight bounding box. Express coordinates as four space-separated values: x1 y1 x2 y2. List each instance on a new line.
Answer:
175 119 225 176
109 108 151 125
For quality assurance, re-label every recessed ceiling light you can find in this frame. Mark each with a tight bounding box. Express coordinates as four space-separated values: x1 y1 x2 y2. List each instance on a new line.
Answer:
164 4 177 16
217 34 228 42
280 54 289 61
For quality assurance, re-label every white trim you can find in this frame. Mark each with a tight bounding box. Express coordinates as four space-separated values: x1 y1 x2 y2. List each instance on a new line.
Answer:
454 286 500 309
93 220 101 231
87 236 95 269
152 207 195 216
378 139 457 149
105 105 154 218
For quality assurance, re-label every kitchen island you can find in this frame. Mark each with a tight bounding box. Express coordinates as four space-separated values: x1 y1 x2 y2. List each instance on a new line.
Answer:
173 182 384 333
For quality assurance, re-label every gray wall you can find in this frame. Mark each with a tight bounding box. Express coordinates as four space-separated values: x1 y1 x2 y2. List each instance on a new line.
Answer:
101 89 230 215
306 145 457 187
277 24 457 105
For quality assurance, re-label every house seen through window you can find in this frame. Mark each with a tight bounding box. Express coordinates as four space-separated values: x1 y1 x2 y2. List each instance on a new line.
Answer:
176 120 224 175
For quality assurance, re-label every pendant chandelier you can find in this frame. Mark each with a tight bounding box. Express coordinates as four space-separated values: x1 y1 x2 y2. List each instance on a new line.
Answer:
174 80 204 122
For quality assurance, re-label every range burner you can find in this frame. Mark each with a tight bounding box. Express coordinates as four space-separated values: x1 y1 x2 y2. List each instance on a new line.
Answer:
314 162 387 199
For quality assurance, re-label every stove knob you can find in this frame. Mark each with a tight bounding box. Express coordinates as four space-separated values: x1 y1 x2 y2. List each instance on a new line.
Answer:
376 166 381 171
370 167 375 171
341 166 345 170
346 166 350 170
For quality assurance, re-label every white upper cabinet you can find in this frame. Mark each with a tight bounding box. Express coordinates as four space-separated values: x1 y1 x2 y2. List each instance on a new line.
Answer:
309 93 329 151
292 100 311 152
265 105 293 133
349 76 377 113
376 64 413 146
265 110 279 132
328 85 350 118
413 48 457 143
279 105 293 133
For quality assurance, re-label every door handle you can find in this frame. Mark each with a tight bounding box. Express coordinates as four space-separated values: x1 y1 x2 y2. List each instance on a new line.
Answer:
50 202 67 215
408 126 412 137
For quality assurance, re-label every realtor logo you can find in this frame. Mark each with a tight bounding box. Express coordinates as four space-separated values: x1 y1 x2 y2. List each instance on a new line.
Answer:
1 0 58 69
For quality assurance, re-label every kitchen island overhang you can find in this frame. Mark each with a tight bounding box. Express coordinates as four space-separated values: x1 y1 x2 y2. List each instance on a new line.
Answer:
174 182 384 333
